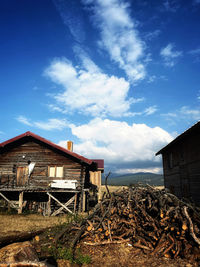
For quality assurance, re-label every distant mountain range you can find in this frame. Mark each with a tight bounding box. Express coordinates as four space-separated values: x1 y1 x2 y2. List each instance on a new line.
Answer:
102 172 164 186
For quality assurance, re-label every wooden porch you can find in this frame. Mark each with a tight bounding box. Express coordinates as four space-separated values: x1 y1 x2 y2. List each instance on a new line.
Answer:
0 187 88 216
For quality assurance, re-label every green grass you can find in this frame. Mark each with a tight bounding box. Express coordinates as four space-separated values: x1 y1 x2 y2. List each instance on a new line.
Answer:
48 246 91 264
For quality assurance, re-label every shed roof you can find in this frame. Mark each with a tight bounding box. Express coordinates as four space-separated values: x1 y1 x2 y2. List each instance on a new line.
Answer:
92 159 104 170
0 131 103 168
156 121 200 155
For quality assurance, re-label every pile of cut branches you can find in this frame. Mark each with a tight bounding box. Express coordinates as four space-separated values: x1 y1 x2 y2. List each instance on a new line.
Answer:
55 183 200 261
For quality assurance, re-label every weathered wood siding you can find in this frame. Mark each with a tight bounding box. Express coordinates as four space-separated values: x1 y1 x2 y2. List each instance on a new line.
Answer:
0 141 87 188
162 131 200 204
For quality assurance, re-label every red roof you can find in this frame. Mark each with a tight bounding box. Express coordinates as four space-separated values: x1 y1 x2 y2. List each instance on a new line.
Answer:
0 131 96 166
92 159 104 170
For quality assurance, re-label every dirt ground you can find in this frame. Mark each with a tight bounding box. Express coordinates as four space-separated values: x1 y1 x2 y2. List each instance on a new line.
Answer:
80 242 197 267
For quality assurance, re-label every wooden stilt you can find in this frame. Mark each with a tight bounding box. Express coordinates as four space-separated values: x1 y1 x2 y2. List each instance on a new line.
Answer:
98 186 102 202
47 194 51 216
74 193 77 213
82 190 86 212
18 192 24 214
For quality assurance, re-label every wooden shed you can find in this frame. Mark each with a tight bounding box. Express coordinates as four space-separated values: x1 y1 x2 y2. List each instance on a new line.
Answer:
156 121 200 204
0 131 104 215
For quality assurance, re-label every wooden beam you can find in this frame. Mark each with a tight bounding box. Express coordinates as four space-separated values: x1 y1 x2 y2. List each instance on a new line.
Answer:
18 192 24 214
0 192 18 209
51 195 75 216
47 192 73 214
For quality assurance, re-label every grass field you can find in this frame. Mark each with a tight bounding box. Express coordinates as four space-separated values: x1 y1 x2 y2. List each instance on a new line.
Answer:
101 185 164 193
0 214 72 237
101 185 128 193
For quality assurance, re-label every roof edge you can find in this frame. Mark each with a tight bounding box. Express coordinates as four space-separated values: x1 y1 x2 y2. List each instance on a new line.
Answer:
0 131 94 166
156 121 200 155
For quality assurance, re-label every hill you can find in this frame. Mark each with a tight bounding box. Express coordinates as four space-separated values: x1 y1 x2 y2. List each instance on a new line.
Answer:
102 172 164 186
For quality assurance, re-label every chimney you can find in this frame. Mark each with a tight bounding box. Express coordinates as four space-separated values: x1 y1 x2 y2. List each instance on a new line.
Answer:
67 141 73 152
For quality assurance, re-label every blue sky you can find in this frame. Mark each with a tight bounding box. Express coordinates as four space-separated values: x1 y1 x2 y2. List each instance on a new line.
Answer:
0 0 200 174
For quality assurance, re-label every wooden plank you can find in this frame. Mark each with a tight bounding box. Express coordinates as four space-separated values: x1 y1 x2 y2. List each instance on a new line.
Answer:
51 195 75 216
47 192 73 214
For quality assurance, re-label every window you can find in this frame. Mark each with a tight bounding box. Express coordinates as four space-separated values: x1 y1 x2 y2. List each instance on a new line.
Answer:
49 166 63 178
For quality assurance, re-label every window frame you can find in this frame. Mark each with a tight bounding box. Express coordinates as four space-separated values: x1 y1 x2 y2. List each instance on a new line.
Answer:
48 166 64 178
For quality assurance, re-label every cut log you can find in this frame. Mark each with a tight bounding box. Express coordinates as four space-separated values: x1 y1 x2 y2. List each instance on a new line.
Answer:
0 229 49 248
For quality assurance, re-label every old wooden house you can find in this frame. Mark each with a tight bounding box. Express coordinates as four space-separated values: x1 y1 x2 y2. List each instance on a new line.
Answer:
0 131 104 215
156 121 200 204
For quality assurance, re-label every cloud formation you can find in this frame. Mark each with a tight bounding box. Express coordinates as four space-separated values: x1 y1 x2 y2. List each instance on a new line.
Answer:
163 106 200 123
53 0 85 43
82 0 146 82
17 115 32 126
160 43 182 66
189 47 200 61
16 116 68 131
189 47 200 55
44 58 137 117
59 118 173 173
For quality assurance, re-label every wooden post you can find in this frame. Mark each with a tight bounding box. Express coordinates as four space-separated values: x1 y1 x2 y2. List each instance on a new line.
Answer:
74 193 77 213
98 171 102 202
80 166 86 212
82 190 86 212
18 192 24 214
47 194 51 216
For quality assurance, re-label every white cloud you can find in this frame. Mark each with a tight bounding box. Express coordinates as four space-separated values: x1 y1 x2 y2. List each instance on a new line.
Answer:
189 47 200 55
34 118 68 131
59 118 173 172
47 104 64 113
163 0 180 12
53 0 85 43
73 46 101 74
145 30 161 41
17 116 68 131
147 75 156 83
44 58 135 117
179 106 200 120
189 47 200 61
144 106 157 115
160 43 182 67
82 0 146 82
163 106 200 122
17 116 32 126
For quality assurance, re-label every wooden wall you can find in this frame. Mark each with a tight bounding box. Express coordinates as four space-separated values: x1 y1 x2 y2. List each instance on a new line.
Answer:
162 131 200 204
0 141 87 188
